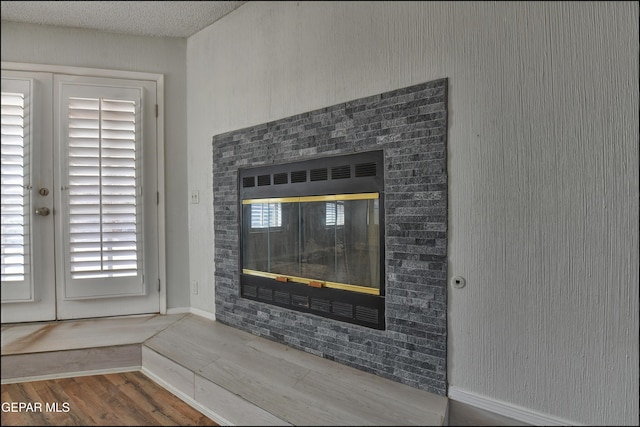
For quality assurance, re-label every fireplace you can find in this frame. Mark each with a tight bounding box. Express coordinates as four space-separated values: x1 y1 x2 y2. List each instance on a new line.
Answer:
213 78 448 395
239 151 386 329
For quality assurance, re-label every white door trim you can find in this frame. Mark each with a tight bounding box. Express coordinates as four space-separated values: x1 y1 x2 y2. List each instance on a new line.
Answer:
1 61 167 317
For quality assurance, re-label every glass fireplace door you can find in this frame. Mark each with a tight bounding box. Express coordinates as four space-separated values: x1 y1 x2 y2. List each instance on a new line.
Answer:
241 194 380 295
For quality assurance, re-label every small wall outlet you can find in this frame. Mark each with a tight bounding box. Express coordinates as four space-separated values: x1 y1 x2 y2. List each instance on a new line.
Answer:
191 280 198 294
190 190 199 204
451 276 466 289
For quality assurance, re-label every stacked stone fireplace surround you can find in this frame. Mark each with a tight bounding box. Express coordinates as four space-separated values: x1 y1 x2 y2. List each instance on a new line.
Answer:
212 78 448 395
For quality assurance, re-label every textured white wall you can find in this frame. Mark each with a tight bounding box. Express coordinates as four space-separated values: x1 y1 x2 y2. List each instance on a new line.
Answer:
1 22 191 309
187 1 639 425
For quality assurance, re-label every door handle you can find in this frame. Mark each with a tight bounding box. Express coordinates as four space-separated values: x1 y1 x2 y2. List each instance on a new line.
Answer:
35 207 51 216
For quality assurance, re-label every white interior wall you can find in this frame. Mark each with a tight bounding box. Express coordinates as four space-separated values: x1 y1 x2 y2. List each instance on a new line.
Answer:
187 1 639 425
1 21 191 309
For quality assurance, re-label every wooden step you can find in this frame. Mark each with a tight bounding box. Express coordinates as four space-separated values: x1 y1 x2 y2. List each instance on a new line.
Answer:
1 344 141 382
143 314 448 426
1 314 183 383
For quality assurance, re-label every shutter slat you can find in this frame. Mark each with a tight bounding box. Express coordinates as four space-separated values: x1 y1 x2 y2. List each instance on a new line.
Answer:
1 244 24 253
1 274 26 281
100 139 135 150
1 165 25 175
101 168 135 177
71 241 136 251
102 111 135 122
70 260 137 271
1 213 25 223
1 105 25 115
69 146 100 157
101 99 135 112
70 251 138 262
1 195 25 206
101 129 135 140
69 118 99 129
69 205 134 214
68 233 102 243
1 253 27 264
1 205 25 214
2 150 24 161
68 137 104 147
1 223 25 233
101 147 135 158
1 134 25 145
72 270 138 279
68 98 99 110
1 186 25 196
68 128 99 138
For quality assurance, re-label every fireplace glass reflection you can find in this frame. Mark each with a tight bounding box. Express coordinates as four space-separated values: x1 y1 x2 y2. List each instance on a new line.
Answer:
242 194 380 294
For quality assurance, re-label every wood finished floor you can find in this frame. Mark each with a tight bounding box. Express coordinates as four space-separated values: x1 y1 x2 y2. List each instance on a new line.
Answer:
0 371 218 426
0 371 527 427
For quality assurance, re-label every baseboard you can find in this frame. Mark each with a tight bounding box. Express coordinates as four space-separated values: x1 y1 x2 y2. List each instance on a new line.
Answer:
0 366 140 385
140 366 233 426
189 307 216 321
165 306 216 322
165 307 191 315
448 387 582 426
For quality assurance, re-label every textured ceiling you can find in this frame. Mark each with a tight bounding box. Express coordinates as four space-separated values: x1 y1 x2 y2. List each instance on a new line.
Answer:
0 1 248 38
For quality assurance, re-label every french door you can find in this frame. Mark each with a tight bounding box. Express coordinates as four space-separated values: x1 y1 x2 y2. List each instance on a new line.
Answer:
1 69 161 323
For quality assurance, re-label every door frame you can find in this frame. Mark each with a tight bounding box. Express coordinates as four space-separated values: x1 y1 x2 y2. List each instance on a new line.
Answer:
1 61 167 318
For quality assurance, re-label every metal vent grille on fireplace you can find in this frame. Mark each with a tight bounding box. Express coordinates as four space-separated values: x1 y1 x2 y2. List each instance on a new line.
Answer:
240 280 384 329
355 162 377 177
291 170 307 183
274 173 288 185
240 152 381 194
355 306 379 323
310 168 328 181
331 165 351 179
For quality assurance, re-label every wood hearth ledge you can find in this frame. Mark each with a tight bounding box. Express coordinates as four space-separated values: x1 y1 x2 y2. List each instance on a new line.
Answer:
1 313 448 426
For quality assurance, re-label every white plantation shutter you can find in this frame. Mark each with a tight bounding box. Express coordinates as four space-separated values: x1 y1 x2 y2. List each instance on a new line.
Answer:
66 96 140 279
56 79 148 300
1 81 33 298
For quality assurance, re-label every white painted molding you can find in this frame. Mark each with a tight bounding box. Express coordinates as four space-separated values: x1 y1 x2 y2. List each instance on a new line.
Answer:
1 366 140 385
448 387 582 426
156 72 167 316
189 307 217 321
165 306 216 321
141 367 233 426
166 307 191 315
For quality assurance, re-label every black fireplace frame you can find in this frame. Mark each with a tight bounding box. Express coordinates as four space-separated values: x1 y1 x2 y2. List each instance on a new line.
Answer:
238 150 386 329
